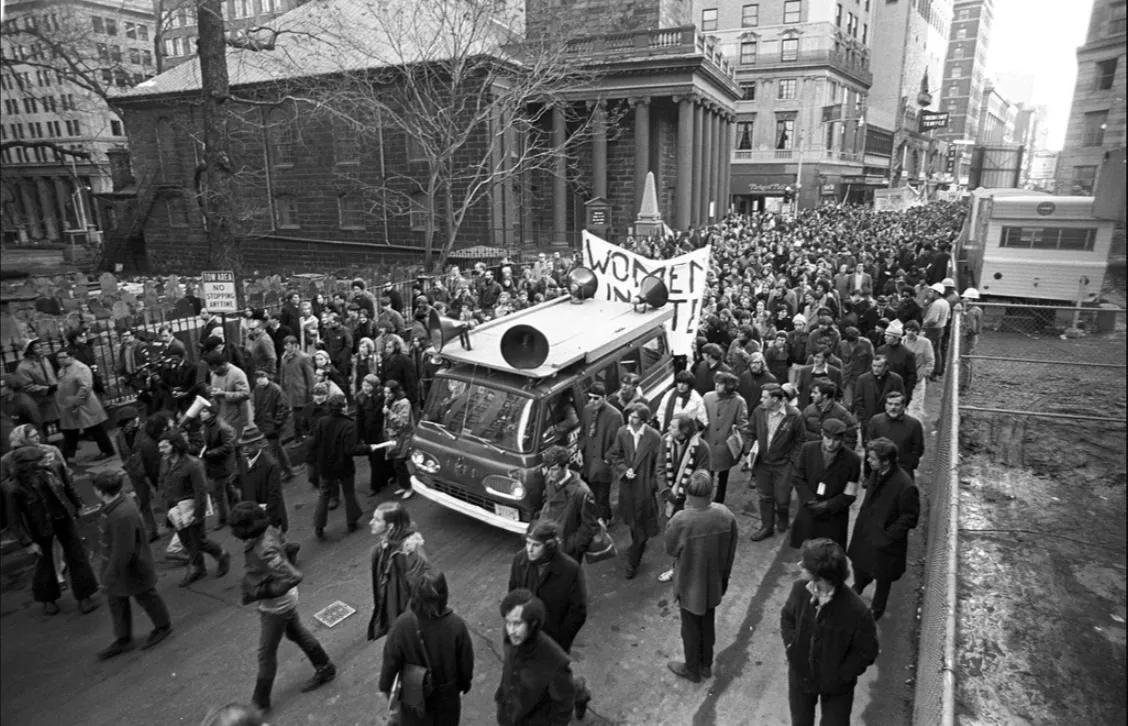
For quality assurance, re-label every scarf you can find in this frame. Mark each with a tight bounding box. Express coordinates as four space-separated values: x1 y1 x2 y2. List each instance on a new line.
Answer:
663 388 691 430
664 434 700 501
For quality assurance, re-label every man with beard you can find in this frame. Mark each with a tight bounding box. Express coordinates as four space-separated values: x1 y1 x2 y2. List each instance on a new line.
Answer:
607 404 663 579
738 352 778 417
495 589 576 725
537 446 599 563
790 420 861 550
579 383 622 524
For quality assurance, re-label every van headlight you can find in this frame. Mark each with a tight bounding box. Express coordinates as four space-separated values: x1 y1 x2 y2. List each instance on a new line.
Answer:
483 475 526 501
411 451 441 474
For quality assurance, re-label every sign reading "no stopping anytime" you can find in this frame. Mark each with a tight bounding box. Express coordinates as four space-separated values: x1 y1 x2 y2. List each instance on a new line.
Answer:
201 270 238 314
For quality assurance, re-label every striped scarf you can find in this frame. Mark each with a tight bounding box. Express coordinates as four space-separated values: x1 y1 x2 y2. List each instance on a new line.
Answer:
664 435 699 501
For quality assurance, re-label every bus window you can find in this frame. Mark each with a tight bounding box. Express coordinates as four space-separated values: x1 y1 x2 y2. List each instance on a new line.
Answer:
640 333 666 372
617 348 641 381
580 365 616 397
541 389 579 446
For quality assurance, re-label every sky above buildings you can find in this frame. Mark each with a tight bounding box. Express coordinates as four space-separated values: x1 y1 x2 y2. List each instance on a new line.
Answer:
986 0 1095 150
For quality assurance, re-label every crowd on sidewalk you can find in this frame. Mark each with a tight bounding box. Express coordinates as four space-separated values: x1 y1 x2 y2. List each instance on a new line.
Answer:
0 200 981 726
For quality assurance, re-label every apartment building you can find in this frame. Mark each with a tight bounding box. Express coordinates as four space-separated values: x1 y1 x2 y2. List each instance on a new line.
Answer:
159 0 304 69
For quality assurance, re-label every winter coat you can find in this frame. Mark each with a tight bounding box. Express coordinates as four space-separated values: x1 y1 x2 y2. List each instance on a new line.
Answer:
367 532 429 641
209 364 252 437
508 549 588 653
579 403 622 485
664 501 739 615
794 364 844 409
312 411 369 477
790 442 861 550
246 332 277 378
692 360 731 397
98 493 158 597
279 350 316 409
847 465 920 581
655 434 711 511
737 370 777 418
383 353 419 405
115 426 150 485
241 527 300 612
355 390 385 445
495 630 575 726
654 387 708 432
383 396 413 459
875 343 917 404
379 609 475 726
251 382 290 439
162 454 209 518
607 424 662 537
55 360 108 431
866 413 925 473
852 371 905 427
837 338 875 385
199 418 237 480
3 445 81 546
801 401 859 444
537 472 599 561
750 405 807 468
702 390 750 471
302 402 331 465
781 580 879 695
16 356 59 423
240 450 288 532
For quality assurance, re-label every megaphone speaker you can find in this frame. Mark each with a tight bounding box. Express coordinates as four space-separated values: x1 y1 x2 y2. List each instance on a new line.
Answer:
428 308 472 352
184 395 212 420
566 266 599 302
634 274 669 311
501 324 550 370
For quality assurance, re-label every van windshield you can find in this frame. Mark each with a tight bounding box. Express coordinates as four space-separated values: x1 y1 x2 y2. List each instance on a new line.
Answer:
421 377 535 453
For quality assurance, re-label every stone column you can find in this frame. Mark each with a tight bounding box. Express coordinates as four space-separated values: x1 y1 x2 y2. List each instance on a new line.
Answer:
675 96 695 232
720 116 733 217
36 178 60 242
53 177 72 230
632 97 650 217
591 101 608 201
20 180 44 240
552 105 567 246
700 105 714 224
691 101 704 227
712 112 723 221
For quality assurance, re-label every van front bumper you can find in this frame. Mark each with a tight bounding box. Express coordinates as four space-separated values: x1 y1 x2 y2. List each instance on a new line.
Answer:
410 476 528 534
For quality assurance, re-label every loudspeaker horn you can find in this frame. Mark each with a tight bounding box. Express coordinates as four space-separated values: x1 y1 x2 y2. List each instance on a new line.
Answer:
501 324 550 370
177 395 212 428
633 274 669 312
428 308 472 352
566 266 599 302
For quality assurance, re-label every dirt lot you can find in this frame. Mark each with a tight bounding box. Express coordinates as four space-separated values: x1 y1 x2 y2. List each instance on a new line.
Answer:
957 320 1127 725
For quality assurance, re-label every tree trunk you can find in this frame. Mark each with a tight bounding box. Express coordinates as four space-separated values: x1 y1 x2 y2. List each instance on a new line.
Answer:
196 0 242 277
439 183 457 270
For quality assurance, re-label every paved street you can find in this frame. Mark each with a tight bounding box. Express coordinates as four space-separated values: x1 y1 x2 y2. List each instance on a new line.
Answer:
0 390 935 726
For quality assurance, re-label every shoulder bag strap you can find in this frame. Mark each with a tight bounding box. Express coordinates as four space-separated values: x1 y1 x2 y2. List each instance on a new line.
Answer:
413 612 433 671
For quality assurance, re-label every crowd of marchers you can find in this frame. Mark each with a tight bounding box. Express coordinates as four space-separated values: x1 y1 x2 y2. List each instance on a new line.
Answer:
0 200 985 726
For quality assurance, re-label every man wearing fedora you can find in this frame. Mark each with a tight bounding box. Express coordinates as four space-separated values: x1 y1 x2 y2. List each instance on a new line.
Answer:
237 426 288 535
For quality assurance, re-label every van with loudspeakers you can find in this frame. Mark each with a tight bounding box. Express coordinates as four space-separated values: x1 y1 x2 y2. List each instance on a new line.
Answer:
408 268 675 533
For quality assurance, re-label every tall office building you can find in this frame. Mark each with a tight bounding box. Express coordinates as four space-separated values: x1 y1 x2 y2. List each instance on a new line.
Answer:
159 0 307 70
693 0 876 209
976 83 1015 144
1055 0 1126 196
868 0 952 187
936 0 993 182
1 0 156 244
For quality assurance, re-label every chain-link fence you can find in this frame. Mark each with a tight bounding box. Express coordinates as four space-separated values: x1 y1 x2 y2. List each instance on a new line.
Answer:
913 308 962 726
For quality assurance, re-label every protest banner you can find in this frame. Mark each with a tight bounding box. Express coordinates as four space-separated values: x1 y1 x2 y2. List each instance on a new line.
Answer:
581 231 710 357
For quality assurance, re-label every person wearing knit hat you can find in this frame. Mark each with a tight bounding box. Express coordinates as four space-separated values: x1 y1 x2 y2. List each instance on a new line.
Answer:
789 416 862 552
885 319 904 338
507 518 595 718
876 319 918 409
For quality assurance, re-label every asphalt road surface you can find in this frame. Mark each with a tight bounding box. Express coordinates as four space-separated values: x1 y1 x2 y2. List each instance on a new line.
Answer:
0 394 935 726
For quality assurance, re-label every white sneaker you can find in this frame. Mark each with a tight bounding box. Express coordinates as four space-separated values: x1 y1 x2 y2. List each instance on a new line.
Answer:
398 489 414 500
658 568 674 583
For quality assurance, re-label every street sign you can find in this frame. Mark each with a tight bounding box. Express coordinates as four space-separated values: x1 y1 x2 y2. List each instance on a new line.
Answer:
919 111 950 131
201 270 238 313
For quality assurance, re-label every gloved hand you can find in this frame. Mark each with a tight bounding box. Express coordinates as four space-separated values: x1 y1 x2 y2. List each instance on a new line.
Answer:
806 500 830 517
47 384 58 395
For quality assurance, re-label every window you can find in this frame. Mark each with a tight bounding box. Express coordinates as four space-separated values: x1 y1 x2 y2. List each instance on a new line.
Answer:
275 195 299 228
92 16 104 33
741 81 757 100
406 131 426 162
101 68 113 84
783 0 801 24
740 41 757 64
1000 226 1096 251
111 120 123 136
847 12 857 37
701 8 718 32
262 0 278 11
167 196 189 228
333 119 359 164
952 45 963 59
267 109 295 166
742 4 759 26
235 0 251 18
409 192 430 231
951 65 962 79
130 48 141 65
177 8 189 27
105 18 117 35
778 79 797 99
156 117 180 182
97 43 109 60
126 22 136 38
836 3 843 26
164 38 175 57
138 24 148 41
1082 110 1109 146
142 50 153 66
862 23 868 44
111 45 122 63
1095 59 1118 91
781 38 798 61
421 379 535 453
735 120 754 149
338 195 365 229
775 118 795 149
1070 166 1098 195
956 27 967 39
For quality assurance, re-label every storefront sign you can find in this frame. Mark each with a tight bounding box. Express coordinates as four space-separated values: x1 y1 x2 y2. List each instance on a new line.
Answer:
201 270 238 313
919 111 950 131
582 231 711 357
747 183 789 193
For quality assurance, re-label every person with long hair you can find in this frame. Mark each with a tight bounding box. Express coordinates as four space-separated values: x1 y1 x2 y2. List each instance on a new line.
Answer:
161 430 231 587
379 570 474 725
383 380 414 500
366 501 429 642
356 374 389 497
354 337 381 397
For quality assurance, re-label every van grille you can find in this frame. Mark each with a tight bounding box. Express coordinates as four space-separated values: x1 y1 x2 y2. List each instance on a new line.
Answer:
426 479 532 523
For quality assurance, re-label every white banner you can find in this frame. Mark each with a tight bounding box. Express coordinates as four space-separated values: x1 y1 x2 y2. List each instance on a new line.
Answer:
581 231 711 357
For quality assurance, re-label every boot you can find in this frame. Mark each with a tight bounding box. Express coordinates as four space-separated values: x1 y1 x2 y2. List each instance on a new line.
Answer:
179 566 206 587
574 676 591 720
749 499 776 542
252 677 273 712
300 662 337 692
776 505 790 532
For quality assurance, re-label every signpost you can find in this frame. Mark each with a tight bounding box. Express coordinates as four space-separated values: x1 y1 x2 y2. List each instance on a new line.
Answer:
201 270 238 313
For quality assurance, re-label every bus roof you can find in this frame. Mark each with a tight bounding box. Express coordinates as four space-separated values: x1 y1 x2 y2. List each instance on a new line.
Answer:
991 196 1105 221
440 296 675 380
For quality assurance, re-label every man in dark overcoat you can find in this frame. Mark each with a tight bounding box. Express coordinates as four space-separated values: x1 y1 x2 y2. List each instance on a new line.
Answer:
790 420 862 551
578 382 623 523
864 391 925 478
606 403 662 578
507 520 587 654
847 437 920 621
237 426 288 533
93 471 172 660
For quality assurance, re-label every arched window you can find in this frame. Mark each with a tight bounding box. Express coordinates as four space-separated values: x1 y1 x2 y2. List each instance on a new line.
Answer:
155 117 180 184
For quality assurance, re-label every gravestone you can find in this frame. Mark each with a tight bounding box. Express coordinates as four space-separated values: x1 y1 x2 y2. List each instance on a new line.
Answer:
112 300 133 320
34 297 63 316
99 272 118 298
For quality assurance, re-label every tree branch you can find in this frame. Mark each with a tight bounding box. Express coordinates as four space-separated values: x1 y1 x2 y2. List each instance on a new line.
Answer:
0 140 92 160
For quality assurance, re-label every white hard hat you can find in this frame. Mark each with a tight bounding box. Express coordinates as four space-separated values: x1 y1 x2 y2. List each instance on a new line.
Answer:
962 287 980 300
941 277 955 288
929 282 946 294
